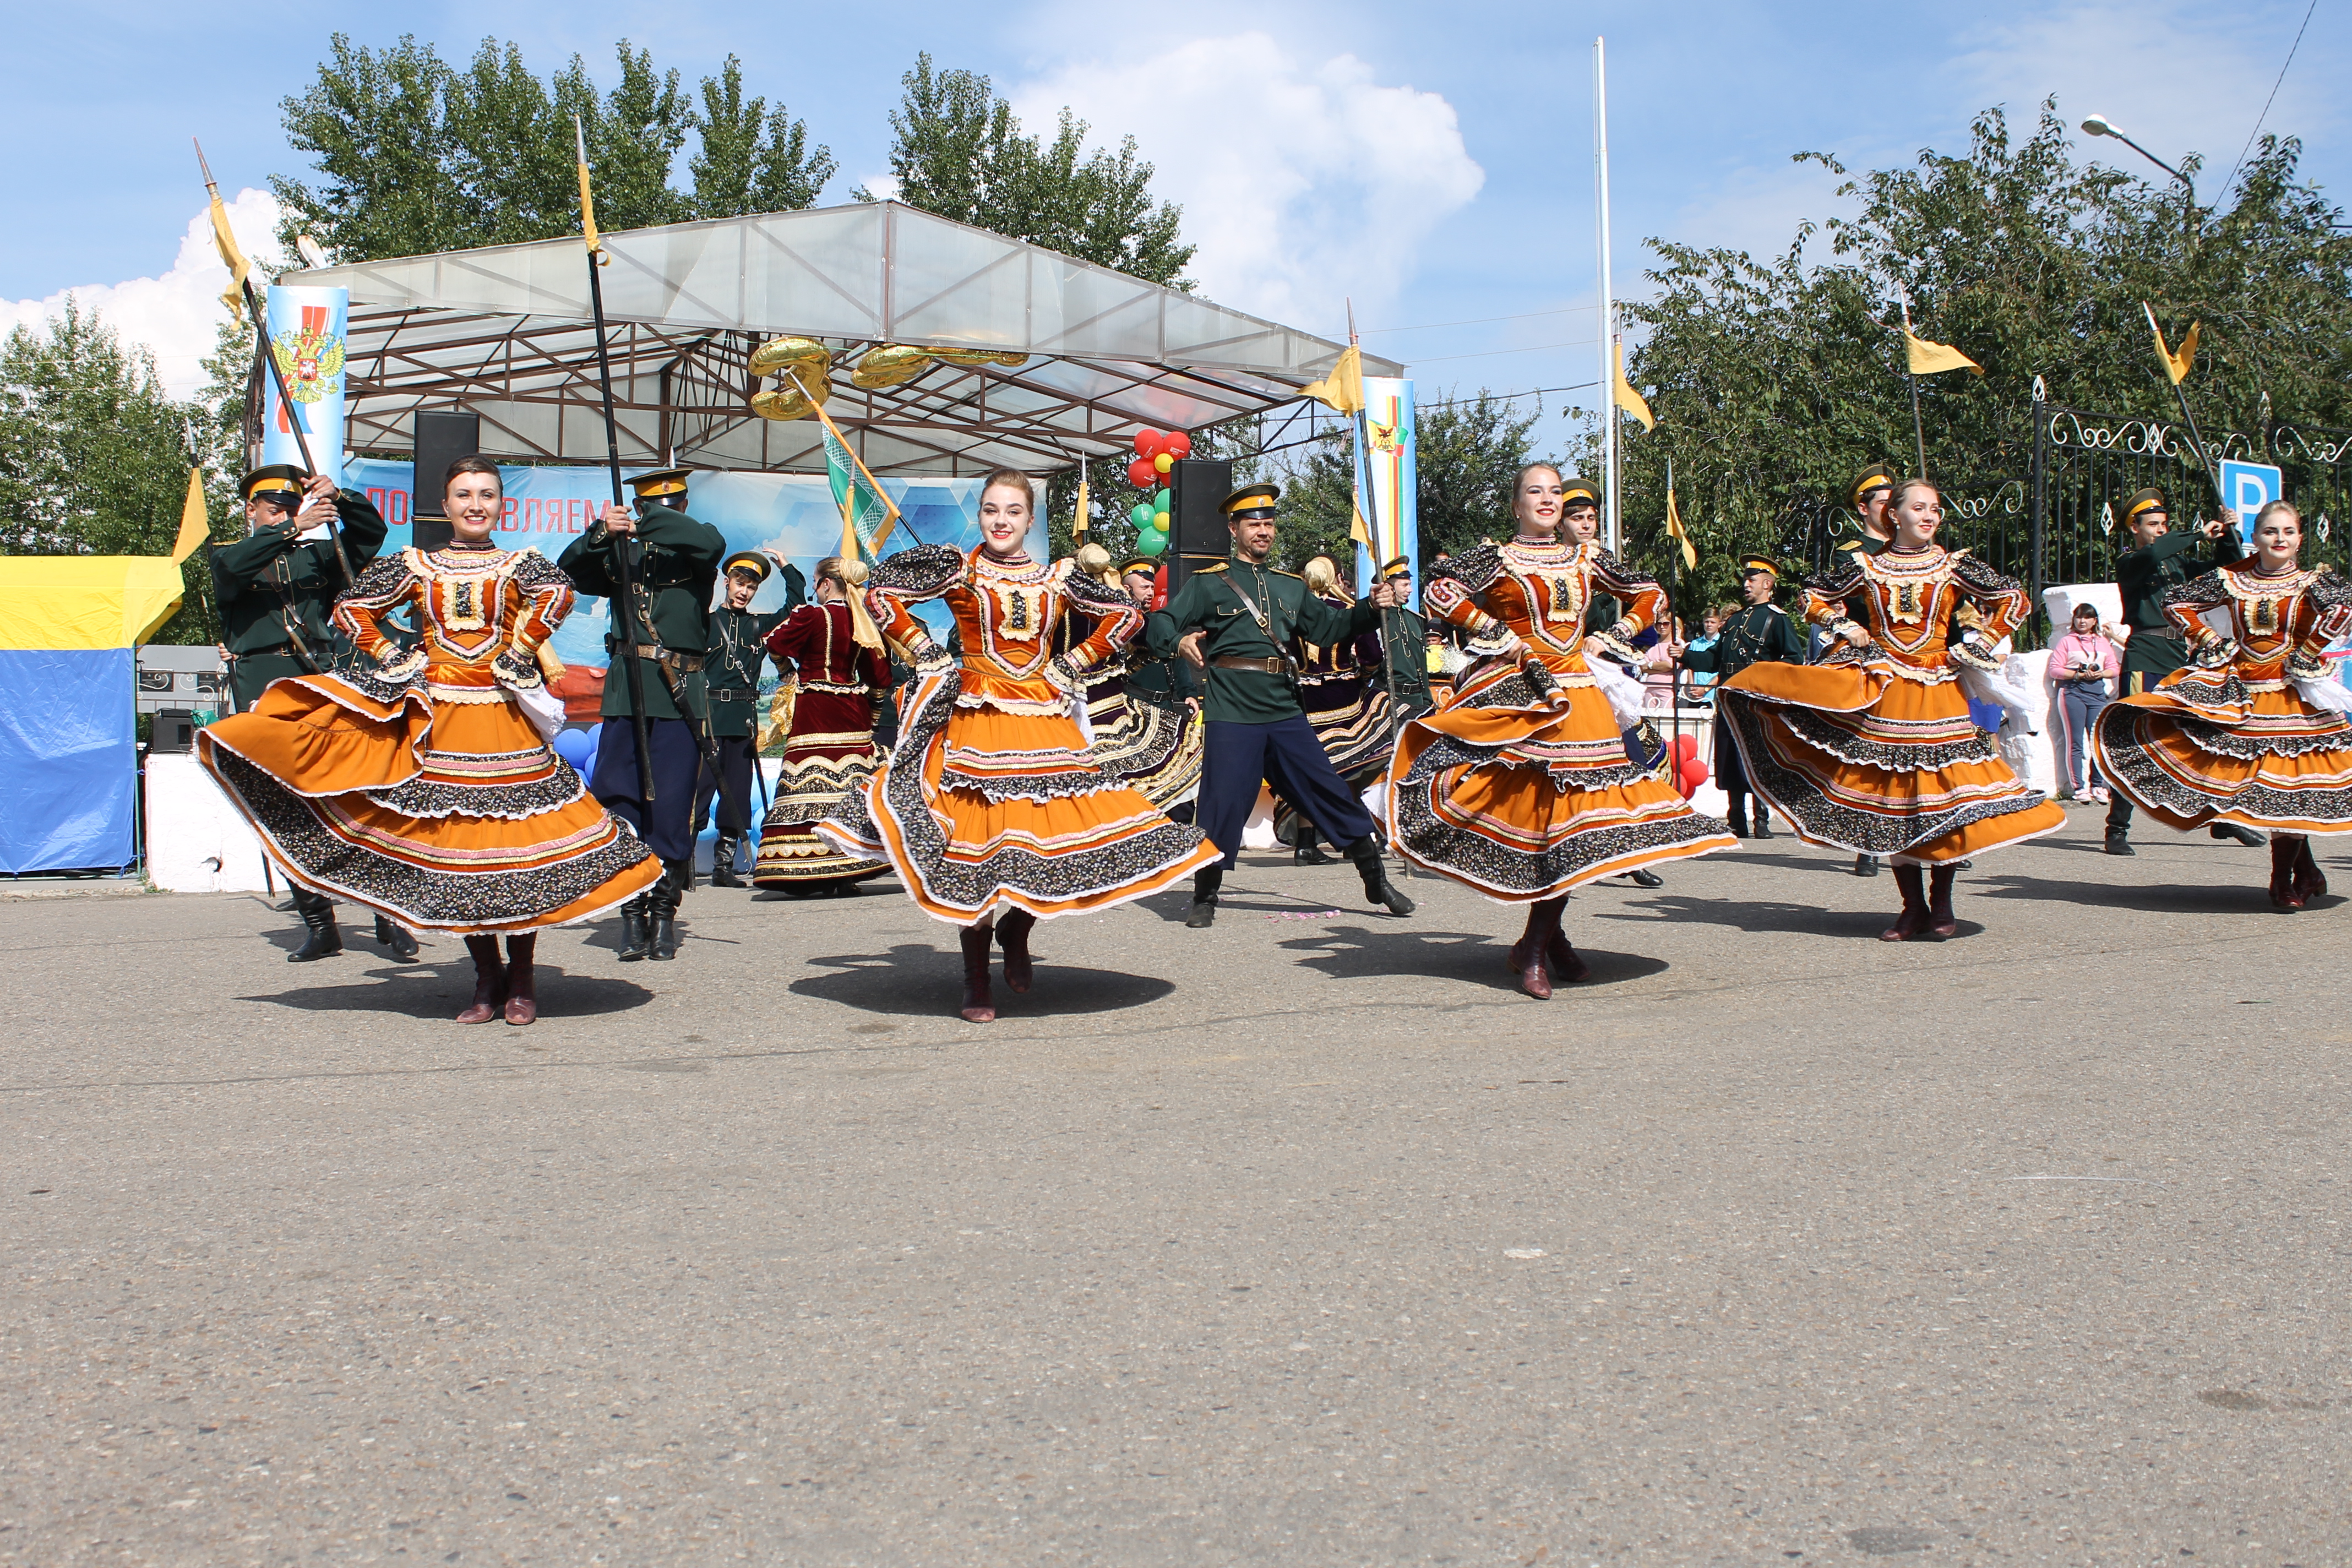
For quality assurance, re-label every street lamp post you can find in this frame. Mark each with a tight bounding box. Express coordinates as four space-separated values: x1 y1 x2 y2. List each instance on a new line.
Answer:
2081 115 2198 249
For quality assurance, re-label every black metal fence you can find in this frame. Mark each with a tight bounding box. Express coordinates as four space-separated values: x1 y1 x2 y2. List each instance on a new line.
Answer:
1768 394 2352 649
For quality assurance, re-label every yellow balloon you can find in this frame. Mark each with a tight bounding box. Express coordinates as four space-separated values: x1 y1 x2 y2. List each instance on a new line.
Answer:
1153 453 1174 473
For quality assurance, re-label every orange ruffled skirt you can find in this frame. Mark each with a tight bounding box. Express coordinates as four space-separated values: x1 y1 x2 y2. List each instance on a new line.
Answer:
1716 657 2064 864
1384 658 1735 901
198 672 660 933
819 669 1217 923
2093 670 2352 834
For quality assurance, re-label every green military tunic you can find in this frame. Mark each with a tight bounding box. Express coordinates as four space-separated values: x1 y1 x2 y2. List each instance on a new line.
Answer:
210 491 389 709
1679 601 1804 682
702 602 797 739
1147 559 1382 725
1127 612 1201 709
2115 524 2247 693
1378 605 1436 717
556 503 727 721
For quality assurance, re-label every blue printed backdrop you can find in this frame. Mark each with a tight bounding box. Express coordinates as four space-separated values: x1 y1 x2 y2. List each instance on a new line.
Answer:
349 461 986 666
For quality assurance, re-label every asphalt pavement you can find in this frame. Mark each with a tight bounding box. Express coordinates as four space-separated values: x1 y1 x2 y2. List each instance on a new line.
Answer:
1 808 2345 1566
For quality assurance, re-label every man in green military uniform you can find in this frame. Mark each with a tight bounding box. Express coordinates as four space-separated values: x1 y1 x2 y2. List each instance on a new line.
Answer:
1148 482 1415 928
1677 555 1805 837
557 467 727 960
2103 486 2260 855
694 551 803 886
209 464 413 962
1372 555 1438 720
1119 558 1200 714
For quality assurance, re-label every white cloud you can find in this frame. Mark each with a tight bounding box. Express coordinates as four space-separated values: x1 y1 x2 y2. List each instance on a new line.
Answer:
1950 1 2334 191
1011 34 1484 333
1 188 283 401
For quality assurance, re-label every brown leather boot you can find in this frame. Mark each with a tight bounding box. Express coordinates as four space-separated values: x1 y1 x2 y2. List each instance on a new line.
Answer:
2272 837 2306 910
1536 896 1588 983
1883 866 1929 941
1506 901 1551 1000
1927 867 1959 938
2293 837 2327 901
457 935 507 1024
997 908 1036 994
502 934 537 1025
959 921 996 1022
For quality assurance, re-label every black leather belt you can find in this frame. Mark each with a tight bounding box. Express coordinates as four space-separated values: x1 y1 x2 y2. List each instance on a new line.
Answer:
1212 655 1292 676
707 687 756 702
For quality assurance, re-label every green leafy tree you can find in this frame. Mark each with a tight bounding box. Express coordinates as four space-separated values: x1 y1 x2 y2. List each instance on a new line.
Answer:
869 55 1194 287
276 35 834 262
1615 103 2352 605
0 302 227 641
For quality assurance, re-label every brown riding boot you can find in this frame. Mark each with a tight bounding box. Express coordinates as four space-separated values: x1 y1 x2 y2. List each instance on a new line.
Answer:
1882 865 1929 941
1506 900 1551 1000
959 921 997 1022
1927 866 1959 938
2293 837 2328 901
502 934 538 1025
2271 836 2306 910
1537 895 1588 983
457 935 507 1024
997 908 1037 994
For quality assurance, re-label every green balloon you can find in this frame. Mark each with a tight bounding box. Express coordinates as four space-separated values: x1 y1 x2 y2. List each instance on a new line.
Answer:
1137 528 1168 556
1130 502 1155 527
1153 488 1172 510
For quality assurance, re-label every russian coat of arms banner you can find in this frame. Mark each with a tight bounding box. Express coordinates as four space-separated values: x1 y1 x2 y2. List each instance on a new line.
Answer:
262 285 349 487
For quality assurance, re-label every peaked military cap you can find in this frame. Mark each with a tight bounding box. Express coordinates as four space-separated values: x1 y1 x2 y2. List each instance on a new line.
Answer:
722 551 772 582
1850 463 1898 508
241 464 307 504
1740 555 1780 579
1379 554 1414 580
1118 557 1159 579
1222 482 1281 518
2124 487 2168 521
1559 477 1601 510
628 466 692 500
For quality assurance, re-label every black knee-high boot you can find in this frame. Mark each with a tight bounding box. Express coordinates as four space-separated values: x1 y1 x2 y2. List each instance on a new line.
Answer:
1186 867 1223 929
288 888 342 963
1343 836 1415 916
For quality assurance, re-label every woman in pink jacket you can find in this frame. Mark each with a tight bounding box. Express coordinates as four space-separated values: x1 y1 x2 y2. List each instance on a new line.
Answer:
2050 603 2122 803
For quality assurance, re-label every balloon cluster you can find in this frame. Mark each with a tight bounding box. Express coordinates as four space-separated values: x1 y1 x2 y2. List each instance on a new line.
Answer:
552 726 599 780
1668 732 1709 797
1123 428 1193 557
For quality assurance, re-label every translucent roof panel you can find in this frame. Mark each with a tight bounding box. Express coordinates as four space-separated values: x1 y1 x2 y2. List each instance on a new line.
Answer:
293 202 1398 475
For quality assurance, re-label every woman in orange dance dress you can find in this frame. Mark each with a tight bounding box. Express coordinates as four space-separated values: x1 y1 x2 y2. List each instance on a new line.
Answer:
819 469 1218 1022
1716 478 2064 940
197 458 661 1025
2094 499 2352 909
1387 465 1736 998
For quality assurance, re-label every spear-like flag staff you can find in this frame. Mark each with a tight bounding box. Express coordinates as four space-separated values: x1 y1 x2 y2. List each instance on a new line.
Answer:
1346 301 1412 878
2143 302 2219 505
197 139 353 587
574 116 658 805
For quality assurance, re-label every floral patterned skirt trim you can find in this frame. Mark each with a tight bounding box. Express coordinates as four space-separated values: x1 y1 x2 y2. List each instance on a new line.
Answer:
818 668 1216 923
753 747 890 891
1382 682 1734 902
2094 682 2352 834
197 673 660 933
1716 662 2062 864
1085 696 1204 810
1302 677 1396 782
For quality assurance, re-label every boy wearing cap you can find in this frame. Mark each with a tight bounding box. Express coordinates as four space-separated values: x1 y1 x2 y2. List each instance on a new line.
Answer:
1676 555 1804 838
2102 487 2260 854
557 468 727 959
695 551 804 886
1148 483 1415 927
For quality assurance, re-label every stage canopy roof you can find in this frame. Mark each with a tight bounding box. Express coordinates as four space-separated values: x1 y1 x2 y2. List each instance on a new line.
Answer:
291 200 1402 477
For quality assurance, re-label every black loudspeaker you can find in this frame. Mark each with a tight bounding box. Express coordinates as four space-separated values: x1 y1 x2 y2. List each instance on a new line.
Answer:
411 410 482 553
1166 456 1233 597
151 710 197 754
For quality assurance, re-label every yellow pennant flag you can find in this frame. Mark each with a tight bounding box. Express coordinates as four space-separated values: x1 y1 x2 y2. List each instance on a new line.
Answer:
1072 470 1090 540
1300 345 1364 415
1904 330 1983 377
209 192 252 317
574 116 601 254
1612 340 1655 432
171 469 212 563
2144 303 2198 385
1664 482 1695 572
1349 503 1374 552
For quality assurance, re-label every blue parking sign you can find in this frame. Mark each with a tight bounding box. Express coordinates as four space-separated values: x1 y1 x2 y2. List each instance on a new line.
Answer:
2215 460 2281 541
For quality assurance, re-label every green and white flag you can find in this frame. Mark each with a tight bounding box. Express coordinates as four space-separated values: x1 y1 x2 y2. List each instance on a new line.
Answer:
811 395 900 562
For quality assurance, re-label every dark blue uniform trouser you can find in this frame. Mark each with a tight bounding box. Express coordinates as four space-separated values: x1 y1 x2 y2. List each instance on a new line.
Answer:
1199 714 1378 872
590 717 701 862
693 733 757 835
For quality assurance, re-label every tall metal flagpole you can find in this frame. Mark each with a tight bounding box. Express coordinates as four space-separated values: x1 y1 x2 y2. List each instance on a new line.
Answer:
1593 37 1619 553
1348 299 1411 878
1898 282 1929 480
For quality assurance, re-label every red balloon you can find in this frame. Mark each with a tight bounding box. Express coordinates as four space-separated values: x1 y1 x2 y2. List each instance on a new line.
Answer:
1126 458 1157 489
1133 429 1162 458
1152 563 1169 610
1680 757 1709 788
1671 733 1699 760
1165 431 1193 459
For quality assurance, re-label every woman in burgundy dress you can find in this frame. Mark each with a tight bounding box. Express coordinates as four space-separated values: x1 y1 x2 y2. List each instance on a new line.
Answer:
751 557 897 896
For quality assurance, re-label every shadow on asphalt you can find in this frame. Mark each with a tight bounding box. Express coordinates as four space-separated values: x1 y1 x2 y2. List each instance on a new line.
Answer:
792 944 1177 1016
1586 891 1896 941
239 963 655 1019
1970 870 2334 916
1271 923 1670 990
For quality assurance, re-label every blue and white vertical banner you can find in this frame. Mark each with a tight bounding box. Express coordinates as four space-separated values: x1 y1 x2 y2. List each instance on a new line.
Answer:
260 285 350 487
1354 377 1420 608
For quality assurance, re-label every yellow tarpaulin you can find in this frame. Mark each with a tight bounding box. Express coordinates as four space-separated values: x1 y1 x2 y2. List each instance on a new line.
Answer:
0 557 190 652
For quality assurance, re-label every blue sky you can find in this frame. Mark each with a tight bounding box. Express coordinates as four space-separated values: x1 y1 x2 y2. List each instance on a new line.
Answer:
7 0 2340 415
